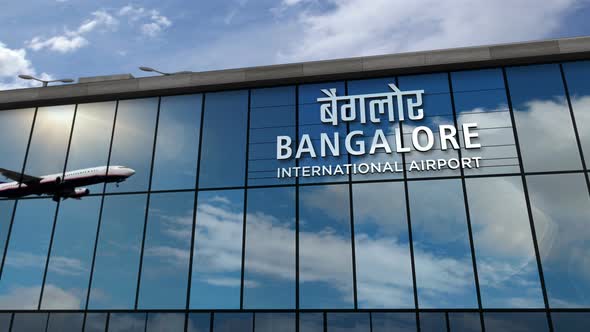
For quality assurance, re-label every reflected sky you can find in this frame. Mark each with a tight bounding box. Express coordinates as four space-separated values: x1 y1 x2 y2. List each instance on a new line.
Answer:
563 61 590 167
255 313 296 332
300 313 323 332
348 77 404 181
372 313 416 332
0 200 15 275
483 312 549 332
25 105 75 177
466 176 544 308
419 312 446 332
299 81 349 184
190 190 244 309
138 191 193 309
46 312 84 332
506 64 582 172
249 86 296 186
88 194 147 309
299 184 354 309
151 95 202 191
199 91 249 189
526 173 590 308
106 98 158 193
451 69 520 176
409 179 478 308
352 182 414 308
398 73 460 179
0 108 34 182
10 313 48 332
146 312 186 332
65 102 115 192
213 313 252 332
448 312 482 332
0 199 55 309
243 187 296 309
84 313 107 332
327 313 370 332
41 196 102 309
108 313 147 332
187 313 211 332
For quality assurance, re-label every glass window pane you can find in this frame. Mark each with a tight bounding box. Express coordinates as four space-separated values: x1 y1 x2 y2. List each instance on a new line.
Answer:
249 86 296 186
244 187 295 309
106 98 158 193
483 312 548 332
299 184 354 309
25 105 75 177
0 313 11 331
47 313 84 332
299 313 323 332
146 313 185 332
11 313 47 332
506 64 582 172
299 81 349 184
108 313 146 332
466 176 544 308
41 197 102 309
372 313 416 332
65 102 115 193
255 313 295 332
190 189 244 309
88 194 147 309
138 192 193 309
448 312 481 332
451 69 520 175
552 312 590 332
187 313 211 332
563 61 590 165
352 182 413 308
0 199 56 309
0 200 15 274
526 173 590 307
327 313 370 332
213 313 252 332
151 95 202 191
199 90 249 188
84 313 107 332
419 312 446 332
409 179 478 308
398 73 460 178
0 107 34 191
348 77 404 181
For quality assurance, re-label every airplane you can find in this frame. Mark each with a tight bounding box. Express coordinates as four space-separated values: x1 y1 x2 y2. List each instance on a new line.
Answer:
0 166 135 202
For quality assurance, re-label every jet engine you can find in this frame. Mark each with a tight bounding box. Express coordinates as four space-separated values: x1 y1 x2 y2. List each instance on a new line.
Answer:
65 188 90 200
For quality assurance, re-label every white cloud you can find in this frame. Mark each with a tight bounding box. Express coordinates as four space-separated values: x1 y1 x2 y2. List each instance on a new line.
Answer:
26 10 118 54
118 5 172 37
0 42 51 90
276 0 582 62
25 5 171 54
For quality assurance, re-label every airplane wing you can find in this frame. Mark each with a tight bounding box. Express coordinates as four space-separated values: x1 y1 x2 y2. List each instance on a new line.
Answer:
0 168 42 184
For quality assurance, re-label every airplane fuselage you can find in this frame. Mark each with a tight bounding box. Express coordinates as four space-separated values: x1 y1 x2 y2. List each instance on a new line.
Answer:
0 166 135 199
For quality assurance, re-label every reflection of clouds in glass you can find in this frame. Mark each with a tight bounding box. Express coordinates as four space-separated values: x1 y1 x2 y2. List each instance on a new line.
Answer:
514 98 582 171
0 284 80 309
467 176 544 308
526 173 590 307
571 96 590 162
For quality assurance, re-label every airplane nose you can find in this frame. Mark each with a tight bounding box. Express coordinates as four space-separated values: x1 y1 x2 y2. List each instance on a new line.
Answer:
127 168 136 176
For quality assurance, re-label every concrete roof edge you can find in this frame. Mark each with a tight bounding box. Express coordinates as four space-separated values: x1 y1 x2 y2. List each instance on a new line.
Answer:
1 36 590 109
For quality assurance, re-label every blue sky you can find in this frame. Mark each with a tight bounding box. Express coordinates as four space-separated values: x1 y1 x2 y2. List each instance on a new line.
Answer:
1 0 590 90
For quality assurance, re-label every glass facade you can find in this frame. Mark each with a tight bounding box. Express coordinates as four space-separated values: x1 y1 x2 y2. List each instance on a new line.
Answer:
0 60 589 331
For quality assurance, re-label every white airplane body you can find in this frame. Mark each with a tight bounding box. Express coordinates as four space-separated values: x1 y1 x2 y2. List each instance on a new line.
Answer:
0 165 135 201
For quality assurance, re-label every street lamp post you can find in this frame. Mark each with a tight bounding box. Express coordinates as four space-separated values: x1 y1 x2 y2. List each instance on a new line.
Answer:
139 66 192 76
18 75 74 87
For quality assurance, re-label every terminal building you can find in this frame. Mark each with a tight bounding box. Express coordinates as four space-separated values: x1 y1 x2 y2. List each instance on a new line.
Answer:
0 36 589 331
